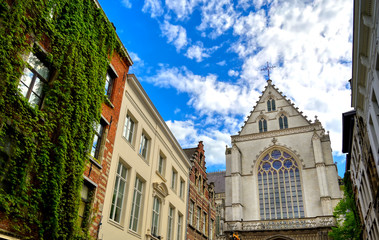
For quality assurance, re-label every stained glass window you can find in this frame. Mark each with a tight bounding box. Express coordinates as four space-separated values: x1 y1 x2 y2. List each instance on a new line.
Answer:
258 149 304 220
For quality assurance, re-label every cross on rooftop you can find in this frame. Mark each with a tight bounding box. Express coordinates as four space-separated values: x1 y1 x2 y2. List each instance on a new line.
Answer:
261 62 276 80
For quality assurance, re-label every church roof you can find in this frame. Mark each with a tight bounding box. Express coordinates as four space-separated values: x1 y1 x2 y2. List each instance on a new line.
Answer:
237 79 315 136
207 171 225 194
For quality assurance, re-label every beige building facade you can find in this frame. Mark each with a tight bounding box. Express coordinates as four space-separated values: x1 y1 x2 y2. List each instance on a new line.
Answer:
99 74 191 240
224 80 342 239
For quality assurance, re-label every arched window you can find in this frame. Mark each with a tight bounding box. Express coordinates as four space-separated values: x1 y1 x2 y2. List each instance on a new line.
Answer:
259 118 267 133
279 114 288 129
258 149 304 220
267 98 276 111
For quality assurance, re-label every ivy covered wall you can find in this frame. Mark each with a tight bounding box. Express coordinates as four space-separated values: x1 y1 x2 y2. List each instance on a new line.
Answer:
0 0 125 238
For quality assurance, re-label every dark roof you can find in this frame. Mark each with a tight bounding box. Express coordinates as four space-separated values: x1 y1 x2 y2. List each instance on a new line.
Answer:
342 110 356 154
207 171 225 194
183 148 197 160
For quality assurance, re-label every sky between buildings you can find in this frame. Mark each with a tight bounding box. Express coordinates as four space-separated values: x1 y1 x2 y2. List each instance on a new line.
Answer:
98 0 353 177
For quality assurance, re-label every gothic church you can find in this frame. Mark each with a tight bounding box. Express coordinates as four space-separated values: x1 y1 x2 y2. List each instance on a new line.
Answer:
224 80 342 240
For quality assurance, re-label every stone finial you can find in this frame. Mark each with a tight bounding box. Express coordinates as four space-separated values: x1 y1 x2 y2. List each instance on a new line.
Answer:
272 137 277 145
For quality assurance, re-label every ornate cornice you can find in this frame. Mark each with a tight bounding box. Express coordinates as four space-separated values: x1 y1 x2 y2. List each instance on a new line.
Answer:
225 216 335 232
232 124 323 143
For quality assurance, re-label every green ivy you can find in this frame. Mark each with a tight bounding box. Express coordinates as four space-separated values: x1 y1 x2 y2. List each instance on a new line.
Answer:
0 0 124 238
329 173 362 240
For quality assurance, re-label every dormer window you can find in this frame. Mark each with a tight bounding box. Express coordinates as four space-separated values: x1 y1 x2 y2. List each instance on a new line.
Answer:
259 118 267 133
267 98 276 112
279 114 288 129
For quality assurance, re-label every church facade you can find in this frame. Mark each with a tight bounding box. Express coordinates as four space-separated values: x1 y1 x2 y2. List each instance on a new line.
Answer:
224 80 342 240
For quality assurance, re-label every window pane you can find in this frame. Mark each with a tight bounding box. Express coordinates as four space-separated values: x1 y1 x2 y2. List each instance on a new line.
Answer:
28 53 50 79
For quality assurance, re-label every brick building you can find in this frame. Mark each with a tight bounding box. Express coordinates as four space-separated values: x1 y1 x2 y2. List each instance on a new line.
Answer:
184 142 216 240
207 171 226 240
0 0 132 239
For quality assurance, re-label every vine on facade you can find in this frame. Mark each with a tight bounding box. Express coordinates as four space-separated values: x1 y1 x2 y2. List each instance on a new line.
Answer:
0 0 123 238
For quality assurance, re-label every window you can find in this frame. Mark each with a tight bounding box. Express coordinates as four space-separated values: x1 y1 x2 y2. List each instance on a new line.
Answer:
105 70 115 99
196 207 201 230
78 181 94 228
171 169 177 190
202 212 206 233
139 133 149 159
158 154 165 176
189 200 194 225
18 53 50 107
259 118 267 133
179 178 185 198
129 177 143 232
109 162 128 223
167 206 174 240
151 197 161 237
258 149 304 220
279 114 288 129
123 114 135 143
267 98 276 111
177 213 183 240
91 120 106 159
210 219 214 240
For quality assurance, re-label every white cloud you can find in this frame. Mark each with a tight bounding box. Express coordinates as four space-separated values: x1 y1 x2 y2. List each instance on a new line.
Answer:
142 0 164 17
166 120 232 165
129 52 141 62
146 65 259 116
185 42 221 62
121 0 132 8
165 0 203 19
197 0 238 38
160 21 188 51
216 60 226 66
228 69 239 77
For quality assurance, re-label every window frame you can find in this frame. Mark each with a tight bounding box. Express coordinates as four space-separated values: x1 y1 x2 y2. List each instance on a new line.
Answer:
139 132 150 159
259 118 267 133
176 213 183 240
158 153 166 176
129 177 144 232
105 67 117 99
123 113 136 144
196 207 201 230
109 161 128 223
18 52 51 108
279 114 288 129
179 178 185 198
151 196 161 237
90 118 107 160
167 206 175 240
267 98 276 112
171 168 178 191
189 200 194 226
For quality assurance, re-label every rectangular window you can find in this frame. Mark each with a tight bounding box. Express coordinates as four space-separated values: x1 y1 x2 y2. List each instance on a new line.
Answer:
179 178 185 198
19 53 50 107
158 154 165 176
196 207 201 230
171 169 177 190
139 133 149 159
105 71 115 98
210 219 214 240
167 206 174 240
123 114 135 143
189 200 194 226
109 162 128 223
202 212 206 233
129 177 143 232
151 197 161 237
91 120 105 159
78 181 94 228
176 213 183 240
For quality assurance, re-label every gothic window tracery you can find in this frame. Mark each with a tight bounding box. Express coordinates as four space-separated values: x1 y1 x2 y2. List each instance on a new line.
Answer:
258 149 304 220
267 98 276 112
279 114 288 129
259 118 267 133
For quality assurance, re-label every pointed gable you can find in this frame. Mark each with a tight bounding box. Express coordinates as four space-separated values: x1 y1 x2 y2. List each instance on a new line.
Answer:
239 80 311 136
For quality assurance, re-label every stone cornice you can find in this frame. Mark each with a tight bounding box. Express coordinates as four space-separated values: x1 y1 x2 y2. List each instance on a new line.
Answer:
225 216 335 232
232 123 323 143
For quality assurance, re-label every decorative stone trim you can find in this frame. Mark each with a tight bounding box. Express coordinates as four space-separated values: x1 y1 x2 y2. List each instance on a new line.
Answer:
225 216 335 231
232 124 323 143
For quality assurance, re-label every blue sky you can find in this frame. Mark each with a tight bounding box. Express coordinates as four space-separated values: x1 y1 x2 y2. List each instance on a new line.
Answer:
98 0 353 176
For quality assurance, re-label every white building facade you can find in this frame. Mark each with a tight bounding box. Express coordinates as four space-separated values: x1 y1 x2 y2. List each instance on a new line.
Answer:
99 74 191 240
225 80 342 239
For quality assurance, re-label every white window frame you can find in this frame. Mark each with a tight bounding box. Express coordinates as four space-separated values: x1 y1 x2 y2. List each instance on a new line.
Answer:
129 177 143 232
176 213 183 240
139 132 149 159
167 206 175 240
123 114 135 144
109 162 128 223
171 169 177 191
179 178 185 198
196 207 201 230
158 154 165 176
151 196 161 237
